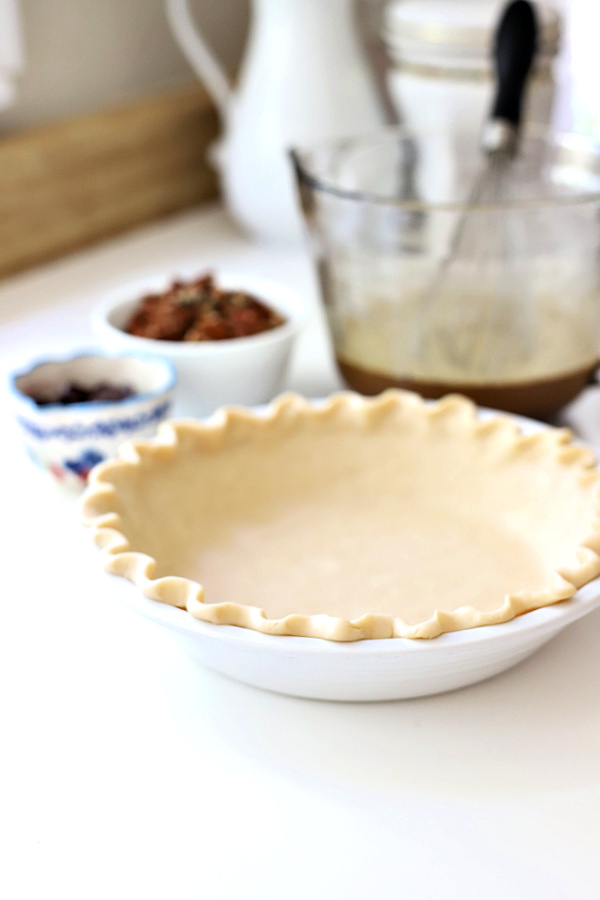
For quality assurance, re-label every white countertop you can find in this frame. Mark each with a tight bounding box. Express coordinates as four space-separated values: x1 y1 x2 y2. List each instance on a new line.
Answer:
3 206 600 900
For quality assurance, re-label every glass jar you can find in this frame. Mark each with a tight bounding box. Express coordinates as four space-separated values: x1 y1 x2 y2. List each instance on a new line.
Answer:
382 0 561 137
291 127 600 419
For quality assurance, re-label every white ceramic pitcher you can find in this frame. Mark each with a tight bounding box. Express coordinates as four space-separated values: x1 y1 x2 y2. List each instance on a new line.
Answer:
165 0 386 244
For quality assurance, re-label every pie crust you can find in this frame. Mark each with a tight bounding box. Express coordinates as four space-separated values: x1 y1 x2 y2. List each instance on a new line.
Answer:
81 391 600 640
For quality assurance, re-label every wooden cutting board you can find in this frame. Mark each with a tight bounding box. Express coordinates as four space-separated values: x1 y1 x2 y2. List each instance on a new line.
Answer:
0 84 220 279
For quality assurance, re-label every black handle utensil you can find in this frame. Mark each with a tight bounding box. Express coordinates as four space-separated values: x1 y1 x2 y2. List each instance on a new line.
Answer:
418 0 540 376
482 0 538 155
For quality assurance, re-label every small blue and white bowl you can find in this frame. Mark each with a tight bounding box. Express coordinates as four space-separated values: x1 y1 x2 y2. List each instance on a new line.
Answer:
10 351 177 488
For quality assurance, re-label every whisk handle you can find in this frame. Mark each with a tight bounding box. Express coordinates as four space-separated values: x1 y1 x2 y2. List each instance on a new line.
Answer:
488 0 538 142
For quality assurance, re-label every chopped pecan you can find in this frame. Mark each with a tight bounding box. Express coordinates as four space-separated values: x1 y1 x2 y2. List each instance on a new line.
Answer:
124 274 285 342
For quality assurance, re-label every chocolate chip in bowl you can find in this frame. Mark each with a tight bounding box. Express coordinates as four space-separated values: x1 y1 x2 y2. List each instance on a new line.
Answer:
30 380 135 406
92 271 307 417
10 351 177 488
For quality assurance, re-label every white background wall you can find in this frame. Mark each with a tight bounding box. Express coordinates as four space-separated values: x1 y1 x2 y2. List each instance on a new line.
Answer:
560 0 600 135
1 0 249 132
1 0 597 137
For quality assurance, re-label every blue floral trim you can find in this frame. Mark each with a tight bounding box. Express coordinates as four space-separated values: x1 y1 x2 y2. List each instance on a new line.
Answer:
64 448 106 476
18 400 171 441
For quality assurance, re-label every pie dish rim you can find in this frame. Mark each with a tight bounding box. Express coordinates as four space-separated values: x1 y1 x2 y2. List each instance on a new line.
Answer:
81 390 600 641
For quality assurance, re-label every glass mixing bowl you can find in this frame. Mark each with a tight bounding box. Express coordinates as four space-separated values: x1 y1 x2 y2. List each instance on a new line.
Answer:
291 128 600 418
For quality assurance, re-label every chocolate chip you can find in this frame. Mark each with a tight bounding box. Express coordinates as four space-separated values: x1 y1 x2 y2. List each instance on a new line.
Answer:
30 381 135 406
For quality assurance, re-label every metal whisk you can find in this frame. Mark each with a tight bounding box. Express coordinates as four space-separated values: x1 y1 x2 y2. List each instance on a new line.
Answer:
419 0 539 379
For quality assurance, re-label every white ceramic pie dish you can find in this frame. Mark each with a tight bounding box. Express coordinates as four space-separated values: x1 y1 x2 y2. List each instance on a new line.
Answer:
109 571 600 701
85 396 600 701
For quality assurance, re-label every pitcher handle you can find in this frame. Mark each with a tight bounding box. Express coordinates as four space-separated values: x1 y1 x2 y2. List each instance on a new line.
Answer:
165 0 232 125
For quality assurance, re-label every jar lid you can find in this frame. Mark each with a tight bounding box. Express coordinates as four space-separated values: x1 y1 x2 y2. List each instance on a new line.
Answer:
383 0 561 69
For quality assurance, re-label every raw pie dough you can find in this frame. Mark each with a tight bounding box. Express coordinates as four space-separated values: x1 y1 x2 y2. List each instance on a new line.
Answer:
82 391 600 640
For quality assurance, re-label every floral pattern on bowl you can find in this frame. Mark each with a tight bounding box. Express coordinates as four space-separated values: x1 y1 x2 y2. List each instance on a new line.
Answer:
10 350 177 488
